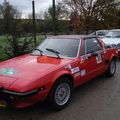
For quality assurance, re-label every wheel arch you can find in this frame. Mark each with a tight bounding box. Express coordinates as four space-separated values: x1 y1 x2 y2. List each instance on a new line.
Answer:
56 74 74 86
47 72 74 101
50 72 74 93
110 55 117 62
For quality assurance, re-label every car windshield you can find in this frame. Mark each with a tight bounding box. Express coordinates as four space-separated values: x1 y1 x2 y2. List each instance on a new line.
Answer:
32 38 80 58
89 31 107 37
106 32 114 38
106 31 120 38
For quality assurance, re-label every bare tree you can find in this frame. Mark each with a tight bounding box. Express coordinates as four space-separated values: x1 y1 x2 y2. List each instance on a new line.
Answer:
63 0 119 33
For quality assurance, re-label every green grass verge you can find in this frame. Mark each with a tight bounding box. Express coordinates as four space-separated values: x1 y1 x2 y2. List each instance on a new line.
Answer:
0 35 45 62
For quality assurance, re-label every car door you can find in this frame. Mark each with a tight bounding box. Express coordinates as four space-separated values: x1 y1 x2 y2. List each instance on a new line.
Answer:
80 37 104 82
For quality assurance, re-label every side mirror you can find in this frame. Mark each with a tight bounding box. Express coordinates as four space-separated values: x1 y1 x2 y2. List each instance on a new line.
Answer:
91 52 98 57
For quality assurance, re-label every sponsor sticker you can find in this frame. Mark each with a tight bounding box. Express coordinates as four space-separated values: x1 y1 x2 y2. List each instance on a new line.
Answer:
0 68 17 76
81 70 86 77
74 72 80 78
96 53 102 64
64 64 72 69
68 64 72 69
71 67 80 74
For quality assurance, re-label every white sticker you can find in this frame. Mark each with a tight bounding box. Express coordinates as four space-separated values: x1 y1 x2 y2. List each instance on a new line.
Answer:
81 70 86 77
96 54 102 64
74 72 80 78
68 64 72 69
71 67 80 74
64 64 72 69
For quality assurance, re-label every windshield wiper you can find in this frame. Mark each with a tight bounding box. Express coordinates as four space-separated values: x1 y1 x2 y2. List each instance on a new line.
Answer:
33 49 43 56
46 48 60 58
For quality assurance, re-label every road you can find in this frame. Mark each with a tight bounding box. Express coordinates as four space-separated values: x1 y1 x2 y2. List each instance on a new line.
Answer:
0 61 120 120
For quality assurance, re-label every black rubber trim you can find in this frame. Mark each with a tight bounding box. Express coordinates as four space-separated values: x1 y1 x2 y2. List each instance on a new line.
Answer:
0 89 39 98
105 60 110 65
3 90 39 97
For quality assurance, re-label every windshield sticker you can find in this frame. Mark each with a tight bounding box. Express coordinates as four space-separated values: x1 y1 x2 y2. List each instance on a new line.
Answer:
81 70 86 77
71 67 80 74
96 54 102 64
0 68 17 76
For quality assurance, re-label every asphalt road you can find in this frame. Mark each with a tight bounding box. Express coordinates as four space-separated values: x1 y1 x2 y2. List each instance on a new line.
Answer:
0 61 120 120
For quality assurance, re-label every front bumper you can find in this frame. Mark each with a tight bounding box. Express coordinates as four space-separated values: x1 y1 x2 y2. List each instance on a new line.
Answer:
118 50 120 57
0 87 39 99
0 87 48 108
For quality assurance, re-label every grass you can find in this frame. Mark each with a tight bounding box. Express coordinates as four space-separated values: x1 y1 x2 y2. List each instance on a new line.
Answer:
0 34 45 62
0 35 9 61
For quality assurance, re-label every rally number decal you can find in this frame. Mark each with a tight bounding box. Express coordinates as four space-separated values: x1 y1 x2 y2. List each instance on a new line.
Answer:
96 53 102 64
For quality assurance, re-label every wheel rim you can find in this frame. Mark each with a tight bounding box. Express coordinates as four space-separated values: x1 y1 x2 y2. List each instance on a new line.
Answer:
55 83 71 106
110 60 116 74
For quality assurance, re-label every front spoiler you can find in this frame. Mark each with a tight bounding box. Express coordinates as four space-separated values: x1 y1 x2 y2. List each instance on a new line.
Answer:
0 87 40 104
2 89 39 98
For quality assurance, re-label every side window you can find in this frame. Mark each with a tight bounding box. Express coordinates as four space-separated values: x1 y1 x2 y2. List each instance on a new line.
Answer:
80 40 85 56
113 32 119 38
118 32 120 37
86 38 101 54
98 32 105 36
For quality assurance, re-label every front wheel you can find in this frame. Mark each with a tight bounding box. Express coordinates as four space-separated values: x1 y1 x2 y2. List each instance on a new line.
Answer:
105 58 116 77
48 78 72 110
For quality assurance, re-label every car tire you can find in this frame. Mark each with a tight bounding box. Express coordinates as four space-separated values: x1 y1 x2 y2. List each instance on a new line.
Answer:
48 77 72 111
105 58 116 77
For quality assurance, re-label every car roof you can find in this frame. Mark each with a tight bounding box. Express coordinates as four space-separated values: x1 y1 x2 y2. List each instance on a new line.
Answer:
97 30 108 32
110 29 120 32
48 35 97 39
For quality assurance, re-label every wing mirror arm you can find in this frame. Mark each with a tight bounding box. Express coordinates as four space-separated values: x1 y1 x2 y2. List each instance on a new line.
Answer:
91 52 98 57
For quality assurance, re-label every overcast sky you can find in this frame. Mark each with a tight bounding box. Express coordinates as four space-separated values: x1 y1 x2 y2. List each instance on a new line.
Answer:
0 0 52 18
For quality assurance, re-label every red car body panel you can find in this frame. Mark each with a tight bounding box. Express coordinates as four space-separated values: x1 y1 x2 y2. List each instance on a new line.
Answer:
0 36 118 108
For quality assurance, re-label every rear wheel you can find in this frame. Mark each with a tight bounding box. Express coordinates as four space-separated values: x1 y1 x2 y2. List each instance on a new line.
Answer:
105 58 116 77
49 77 72 110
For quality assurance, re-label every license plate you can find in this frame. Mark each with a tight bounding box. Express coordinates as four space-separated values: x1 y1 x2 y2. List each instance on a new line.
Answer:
0 100 7 108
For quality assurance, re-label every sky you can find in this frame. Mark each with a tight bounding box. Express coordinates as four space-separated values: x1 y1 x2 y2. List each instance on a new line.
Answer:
0 0 52 18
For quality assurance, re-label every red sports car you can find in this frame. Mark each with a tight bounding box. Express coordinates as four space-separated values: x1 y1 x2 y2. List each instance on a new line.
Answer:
0 35 118 110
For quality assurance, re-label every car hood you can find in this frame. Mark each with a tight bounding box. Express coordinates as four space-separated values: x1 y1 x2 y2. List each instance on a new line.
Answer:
102 38 120 45
0 75 17 88
0 54 73 88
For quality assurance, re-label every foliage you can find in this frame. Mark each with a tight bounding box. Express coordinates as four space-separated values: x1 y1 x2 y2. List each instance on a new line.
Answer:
5 35 33 57
62 0 120 33
43 2 70 33
1 0 120 61
0 0 33 57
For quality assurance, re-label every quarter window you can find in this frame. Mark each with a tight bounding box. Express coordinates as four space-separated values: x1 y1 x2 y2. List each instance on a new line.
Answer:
85 38 101 54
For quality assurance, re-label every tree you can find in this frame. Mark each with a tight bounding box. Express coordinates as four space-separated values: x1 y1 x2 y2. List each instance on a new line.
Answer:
63 0 120 33
0 0 33 57
43 2 69 34
1 0 21 34
117 8 120 28
45 2 69 21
